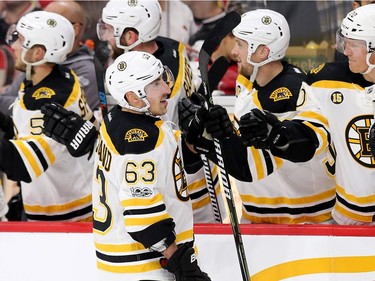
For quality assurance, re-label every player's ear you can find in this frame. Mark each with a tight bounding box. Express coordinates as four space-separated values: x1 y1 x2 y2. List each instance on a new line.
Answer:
125 91 141 106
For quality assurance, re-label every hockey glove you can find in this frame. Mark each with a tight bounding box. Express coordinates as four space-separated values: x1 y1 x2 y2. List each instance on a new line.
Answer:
160 243 211 281
178 92 205 133
240 108 289 150
0 110 14 139
370 123 375 157
203 105 233 140
41 103 98 158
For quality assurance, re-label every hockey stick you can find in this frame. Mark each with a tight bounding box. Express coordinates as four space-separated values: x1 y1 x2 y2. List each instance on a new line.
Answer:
199 11 251 281
198 56 230 223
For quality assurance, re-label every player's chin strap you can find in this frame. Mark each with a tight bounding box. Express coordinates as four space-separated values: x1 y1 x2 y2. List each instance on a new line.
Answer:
247 55 273 82
22 51 47 80
361 52 375 75
116 37 142 53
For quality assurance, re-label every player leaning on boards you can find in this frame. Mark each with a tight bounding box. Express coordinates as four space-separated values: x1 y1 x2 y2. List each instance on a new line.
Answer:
90 51 211 280
238 4 375 225
0 11 95 221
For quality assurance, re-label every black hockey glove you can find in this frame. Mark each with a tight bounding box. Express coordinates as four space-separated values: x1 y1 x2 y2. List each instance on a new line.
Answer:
160 243 211 281
370 123 375 157
41 103 98 158
0 110 14 139
239 108 289 150
203 105 233 140
178 92 205 133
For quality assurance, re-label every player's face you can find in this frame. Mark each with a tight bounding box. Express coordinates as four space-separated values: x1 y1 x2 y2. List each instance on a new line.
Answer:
9 33 28 72
96 19 121 58
144 76 171 116
232 38 253 77
343 37 368 73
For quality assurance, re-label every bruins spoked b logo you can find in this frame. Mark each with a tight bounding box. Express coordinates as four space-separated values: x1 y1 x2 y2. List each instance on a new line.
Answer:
346 115 375 168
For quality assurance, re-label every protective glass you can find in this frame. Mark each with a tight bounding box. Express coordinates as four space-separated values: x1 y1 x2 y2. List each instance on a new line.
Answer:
336 29 367 54
5 24 19 46
96 18 114 42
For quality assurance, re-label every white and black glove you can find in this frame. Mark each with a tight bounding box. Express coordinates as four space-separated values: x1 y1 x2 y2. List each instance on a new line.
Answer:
41 103 98 157
370 123 375 157
160 243 211 281
239 108 289 150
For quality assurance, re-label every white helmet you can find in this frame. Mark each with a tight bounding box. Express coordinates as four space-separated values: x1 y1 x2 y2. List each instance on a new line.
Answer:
232 9 290 65
339 4 375 53
100 0 162 52
338 4 375 74
106 51 174 113
16 11 74 65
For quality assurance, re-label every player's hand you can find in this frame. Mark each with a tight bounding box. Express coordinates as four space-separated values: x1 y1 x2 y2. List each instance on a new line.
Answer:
160 243 211 281
240 108 289 150
369 123 375 157
203 105 233 140
178 92 205 132
41 102 98 157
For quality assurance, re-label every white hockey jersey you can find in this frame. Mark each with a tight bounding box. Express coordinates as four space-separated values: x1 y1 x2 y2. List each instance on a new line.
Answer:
10 65 94 221
233 63 337 224
295 62 375 225
92 106 196 280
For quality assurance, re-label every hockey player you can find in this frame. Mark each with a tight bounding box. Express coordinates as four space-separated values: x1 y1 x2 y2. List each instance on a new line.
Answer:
0 11 95 221
43 0 226 223
182 9 337 224
91 51 210 281
238 4 375 225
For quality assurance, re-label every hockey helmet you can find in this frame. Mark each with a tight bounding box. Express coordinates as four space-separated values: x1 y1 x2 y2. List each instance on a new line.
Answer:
337 4 375 54
105 51 174 113
232 9 290 65
9 11 74 65
98 0 162 52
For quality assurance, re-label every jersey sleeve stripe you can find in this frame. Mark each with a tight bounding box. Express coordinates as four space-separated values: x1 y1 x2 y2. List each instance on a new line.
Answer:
12 140 42 178
23 194 92 213
124 213 171 227
28 141 49 171
27 136 55 164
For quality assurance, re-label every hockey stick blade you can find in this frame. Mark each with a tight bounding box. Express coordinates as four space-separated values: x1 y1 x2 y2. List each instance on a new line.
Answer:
199 11 241 105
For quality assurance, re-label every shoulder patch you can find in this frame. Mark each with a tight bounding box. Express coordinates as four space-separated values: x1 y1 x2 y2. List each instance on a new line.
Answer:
32 87 56 100
125 128 148 142
269 87 292 101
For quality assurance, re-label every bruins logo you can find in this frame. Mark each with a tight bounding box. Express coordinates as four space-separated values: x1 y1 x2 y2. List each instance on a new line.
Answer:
173 148 188 201
32 87 56 99
125 128 148 142
345 114 375 168
269 87 292 101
